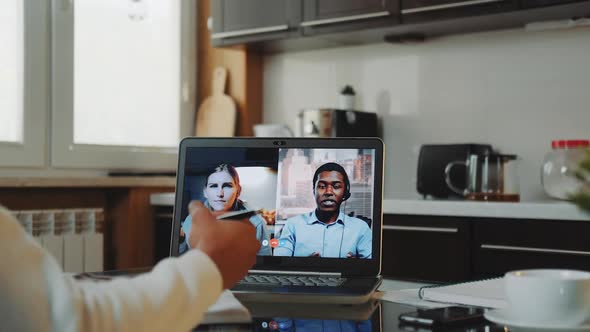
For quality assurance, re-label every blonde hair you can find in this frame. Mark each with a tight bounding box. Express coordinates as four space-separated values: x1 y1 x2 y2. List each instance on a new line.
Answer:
209 163 241 188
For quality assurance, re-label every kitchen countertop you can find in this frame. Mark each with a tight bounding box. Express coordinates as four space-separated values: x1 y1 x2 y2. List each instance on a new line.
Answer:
150 193 589 221
0 176 176 188
382 199 588 221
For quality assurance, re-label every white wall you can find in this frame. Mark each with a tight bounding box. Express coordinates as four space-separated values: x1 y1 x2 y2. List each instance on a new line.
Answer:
263 27 590 202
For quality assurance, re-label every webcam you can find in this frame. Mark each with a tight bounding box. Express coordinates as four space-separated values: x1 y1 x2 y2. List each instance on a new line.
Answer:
273 140 286 146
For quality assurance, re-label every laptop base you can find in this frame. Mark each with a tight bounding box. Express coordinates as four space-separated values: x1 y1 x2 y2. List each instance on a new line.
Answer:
232 276 381 304
242 298 381 321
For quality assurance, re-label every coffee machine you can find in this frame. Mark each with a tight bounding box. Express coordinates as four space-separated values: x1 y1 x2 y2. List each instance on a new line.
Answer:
416 144 493 199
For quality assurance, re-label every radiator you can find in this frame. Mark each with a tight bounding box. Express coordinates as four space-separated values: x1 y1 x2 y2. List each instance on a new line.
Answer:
11 208 104 273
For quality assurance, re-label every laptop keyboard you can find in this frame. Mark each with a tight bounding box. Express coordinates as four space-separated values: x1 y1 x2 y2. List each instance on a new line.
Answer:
238 274 346 287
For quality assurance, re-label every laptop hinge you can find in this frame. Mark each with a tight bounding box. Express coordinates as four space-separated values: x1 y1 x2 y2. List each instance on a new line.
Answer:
248 269 342 277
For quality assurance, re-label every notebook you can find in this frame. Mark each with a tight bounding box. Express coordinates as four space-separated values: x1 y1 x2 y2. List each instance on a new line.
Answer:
170 137 385 304
417 277 508 309
201 290 251 325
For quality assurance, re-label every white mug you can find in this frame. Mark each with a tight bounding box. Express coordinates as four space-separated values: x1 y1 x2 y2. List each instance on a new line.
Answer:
505 269 590 326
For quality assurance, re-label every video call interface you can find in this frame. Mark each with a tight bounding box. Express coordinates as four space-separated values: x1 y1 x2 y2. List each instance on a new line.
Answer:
178 147 376 260
251 318 373 332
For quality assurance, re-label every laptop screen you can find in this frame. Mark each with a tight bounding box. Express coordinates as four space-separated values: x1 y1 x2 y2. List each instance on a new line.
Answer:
172 138 383 275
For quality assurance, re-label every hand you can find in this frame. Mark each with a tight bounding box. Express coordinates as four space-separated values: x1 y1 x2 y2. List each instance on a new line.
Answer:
260 209 276 225
309 252 321 257
188 201 260 289
346 252 357 259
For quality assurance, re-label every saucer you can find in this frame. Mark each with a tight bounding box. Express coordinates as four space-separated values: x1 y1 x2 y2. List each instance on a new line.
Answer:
485 308 590 331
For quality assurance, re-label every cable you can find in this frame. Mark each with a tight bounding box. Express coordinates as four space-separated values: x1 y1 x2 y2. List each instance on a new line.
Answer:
338 200 347 258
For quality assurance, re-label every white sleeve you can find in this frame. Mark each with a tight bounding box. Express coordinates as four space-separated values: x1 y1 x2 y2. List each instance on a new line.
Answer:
0 207 223 332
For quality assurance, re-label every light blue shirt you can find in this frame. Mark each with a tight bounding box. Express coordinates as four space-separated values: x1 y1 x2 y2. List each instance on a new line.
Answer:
182 211 271 256
274 211 372 259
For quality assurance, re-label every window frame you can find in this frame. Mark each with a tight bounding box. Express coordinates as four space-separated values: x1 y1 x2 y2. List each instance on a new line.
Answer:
0 0 48 168
50 0 197 171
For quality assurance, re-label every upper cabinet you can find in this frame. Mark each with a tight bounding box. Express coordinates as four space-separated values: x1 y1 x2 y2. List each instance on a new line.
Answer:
301 0 399 35
400 0 518 24
211 0 301 46
521 0 587 8
210 0 590 51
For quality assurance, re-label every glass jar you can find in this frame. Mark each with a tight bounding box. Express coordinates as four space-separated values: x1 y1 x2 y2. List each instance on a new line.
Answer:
541 140 589 200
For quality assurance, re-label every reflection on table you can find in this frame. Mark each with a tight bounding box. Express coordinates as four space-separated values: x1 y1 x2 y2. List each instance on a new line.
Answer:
194 298 542 332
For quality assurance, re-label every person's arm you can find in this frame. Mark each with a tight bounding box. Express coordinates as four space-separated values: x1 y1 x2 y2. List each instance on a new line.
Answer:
182 214 193 249
272 221 295 256
357 224 373 259
252 216 271 256
0 207 222 332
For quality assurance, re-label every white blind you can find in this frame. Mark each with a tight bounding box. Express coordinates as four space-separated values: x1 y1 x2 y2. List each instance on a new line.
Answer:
73 0 181 148
0 0 24 143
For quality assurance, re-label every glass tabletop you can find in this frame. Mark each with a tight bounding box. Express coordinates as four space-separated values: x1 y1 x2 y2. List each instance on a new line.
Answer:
75 273 542 331
193 300 511 332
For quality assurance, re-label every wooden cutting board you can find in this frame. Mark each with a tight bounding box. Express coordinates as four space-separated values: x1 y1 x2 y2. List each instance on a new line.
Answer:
195 67 236 137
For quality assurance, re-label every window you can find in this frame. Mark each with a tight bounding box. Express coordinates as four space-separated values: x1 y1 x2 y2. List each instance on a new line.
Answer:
0 1 47 167
72 0 181 148
52 0 196 170
0 0 195 170
0 0 23 143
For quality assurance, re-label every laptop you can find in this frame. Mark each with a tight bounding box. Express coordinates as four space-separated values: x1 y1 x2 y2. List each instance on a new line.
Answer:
171 137 384 304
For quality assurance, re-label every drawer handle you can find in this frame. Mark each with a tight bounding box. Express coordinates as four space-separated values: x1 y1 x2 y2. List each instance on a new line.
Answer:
211 24 289 39
401 0 504 14
481 244 590 256
383 225 458 233
301 11 390 27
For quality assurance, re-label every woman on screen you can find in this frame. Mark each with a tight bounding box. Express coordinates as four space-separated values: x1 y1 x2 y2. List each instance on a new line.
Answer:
181 163 271 256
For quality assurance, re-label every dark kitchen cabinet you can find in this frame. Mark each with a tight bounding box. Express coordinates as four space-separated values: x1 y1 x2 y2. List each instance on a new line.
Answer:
520 0 586 9
210 0 590 52
383 214 590 283
400 0 519 24
382 215 471 283
211 0 301 46
153 205 174 263
301 0 399 35
472 218 590 279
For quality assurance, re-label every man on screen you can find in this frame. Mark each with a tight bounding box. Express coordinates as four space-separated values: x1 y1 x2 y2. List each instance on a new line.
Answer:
274 162 372 259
